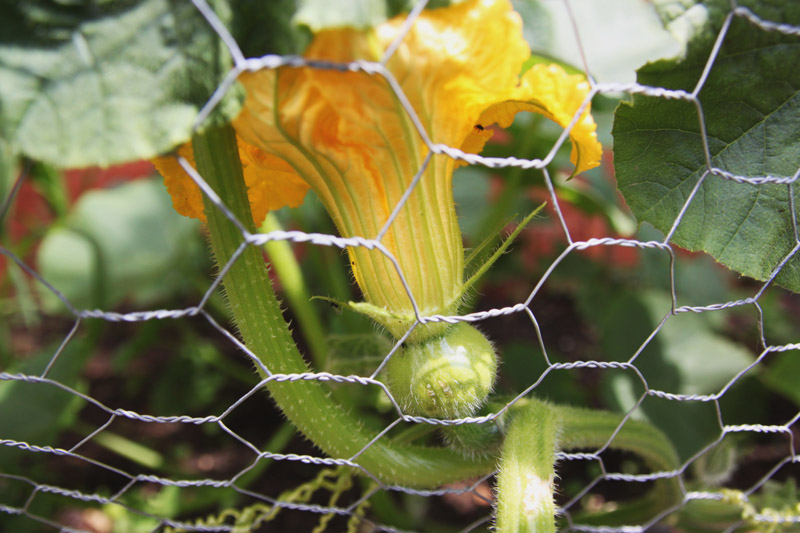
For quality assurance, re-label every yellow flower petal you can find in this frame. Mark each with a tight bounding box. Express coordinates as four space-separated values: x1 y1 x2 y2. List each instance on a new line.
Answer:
465 63 602 175
230 0 602 338
151 137 309 226
152 143 206 221
239 141 310 225
376 0 529 148
376 0 601 173
235 37 467 337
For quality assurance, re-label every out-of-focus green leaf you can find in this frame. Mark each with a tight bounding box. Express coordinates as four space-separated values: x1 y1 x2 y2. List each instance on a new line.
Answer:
557 180 637 237
758 288 800 346
762 349 800 408
691 434 737 487
36 178 203 312
0 339 87 452
652 0 729 55
752 478 800 512
0 0 234 168
521 53 583 78
500 341 587 406
232 0 311 56
324 333 395 417
454 166 493 240
103 485 178 532
634 223 734 312
295 0 393 30
613 0 800 293
0 0 480 169
37 227 101 309
642 293 753 396
293 0 465 32
581 285 754 460
150 338 227 415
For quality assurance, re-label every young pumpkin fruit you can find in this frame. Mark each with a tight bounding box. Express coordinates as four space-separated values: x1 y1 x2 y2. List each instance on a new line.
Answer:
386 322 497 419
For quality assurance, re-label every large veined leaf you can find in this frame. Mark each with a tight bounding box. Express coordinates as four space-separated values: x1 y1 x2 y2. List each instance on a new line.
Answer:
0 0 236 168
612 0 800 292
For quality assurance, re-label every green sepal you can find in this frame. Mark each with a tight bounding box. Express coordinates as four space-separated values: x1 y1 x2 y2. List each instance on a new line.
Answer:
313 296 412 325
311 296 450 343
463 214 518 274
459 203 545 304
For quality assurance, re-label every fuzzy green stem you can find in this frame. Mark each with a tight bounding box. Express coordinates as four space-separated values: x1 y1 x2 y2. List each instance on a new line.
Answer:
259 212 328 369
191 122 491 488
555 403 683 526
495 400 560 533
490 398 682 530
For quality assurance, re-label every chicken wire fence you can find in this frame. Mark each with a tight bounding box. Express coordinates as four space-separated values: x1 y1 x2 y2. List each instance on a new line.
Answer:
1 0 799 531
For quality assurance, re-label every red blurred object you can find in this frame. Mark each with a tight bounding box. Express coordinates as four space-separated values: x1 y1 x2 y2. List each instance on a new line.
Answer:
62 160 155 204
520 154 640 270
522 188 639 270
1 160 155 284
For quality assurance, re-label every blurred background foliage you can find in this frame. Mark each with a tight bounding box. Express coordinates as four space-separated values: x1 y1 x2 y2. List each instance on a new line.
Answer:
1 0 799 531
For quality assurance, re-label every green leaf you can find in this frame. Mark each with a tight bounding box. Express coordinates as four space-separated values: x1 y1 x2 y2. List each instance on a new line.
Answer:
762 348 800 408
580 285 754 460
0 0 234 167
511 0 553 53
612 0 800 292
0 339 88 456
521 53 584 78
652 0 731 54
557 180 637 237
324 333 395 414
644 294 753 397
293 0 465 32
454 165 495 241
459 204 545 301
36 178 203 312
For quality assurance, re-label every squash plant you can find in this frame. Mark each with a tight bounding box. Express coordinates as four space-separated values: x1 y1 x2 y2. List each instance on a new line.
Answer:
5 0 795 530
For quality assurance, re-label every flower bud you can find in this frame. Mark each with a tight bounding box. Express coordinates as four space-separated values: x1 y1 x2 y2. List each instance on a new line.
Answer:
386 322 497 419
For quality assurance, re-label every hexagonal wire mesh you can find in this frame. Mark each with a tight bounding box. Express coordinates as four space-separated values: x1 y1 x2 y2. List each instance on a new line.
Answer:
1 0 799 531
